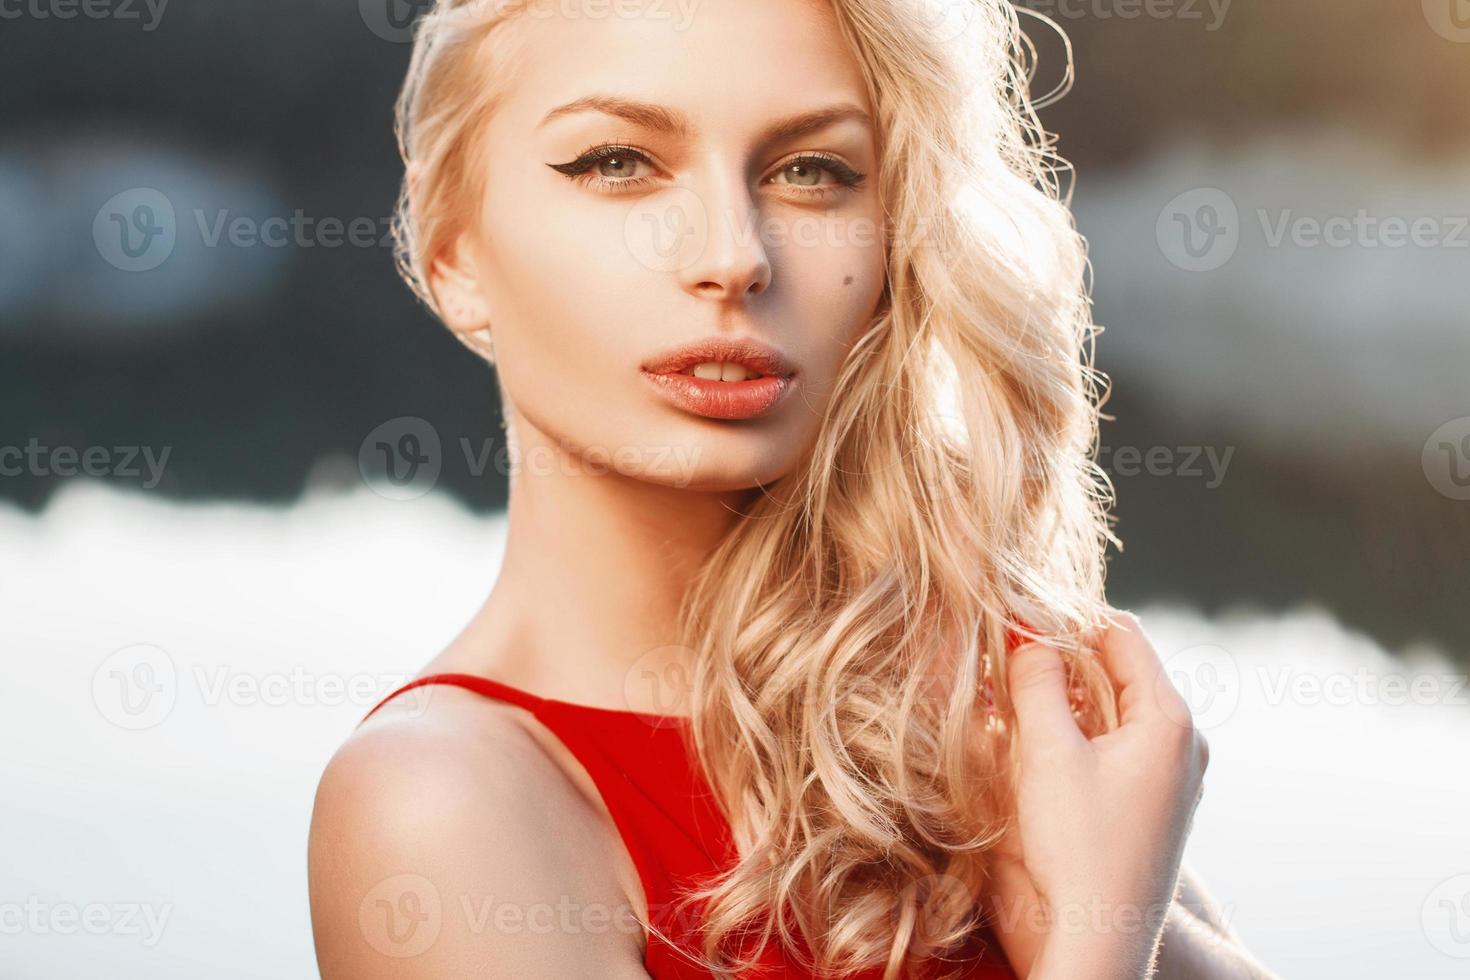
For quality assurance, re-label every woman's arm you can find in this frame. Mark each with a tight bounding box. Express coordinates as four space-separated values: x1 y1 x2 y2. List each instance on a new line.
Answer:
994 859 1280 980
1150 863 1282 980
308 703 653 979
1030 903 1282 980
989 611 1280 980
1171 860 1239 941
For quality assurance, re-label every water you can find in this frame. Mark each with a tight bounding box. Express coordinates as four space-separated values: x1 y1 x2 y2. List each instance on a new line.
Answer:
2 481 1466 979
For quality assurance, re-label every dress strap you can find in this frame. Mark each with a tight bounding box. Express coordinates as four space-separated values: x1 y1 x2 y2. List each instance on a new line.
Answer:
360 671 552 725
356 670 731 977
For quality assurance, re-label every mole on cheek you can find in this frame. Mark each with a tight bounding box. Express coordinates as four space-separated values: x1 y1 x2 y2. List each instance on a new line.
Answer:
843 275 854 285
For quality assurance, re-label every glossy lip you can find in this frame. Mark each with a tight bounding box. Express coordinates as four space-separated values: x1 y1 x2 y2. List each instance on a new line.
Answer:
640 336 798 421
640 336 798 379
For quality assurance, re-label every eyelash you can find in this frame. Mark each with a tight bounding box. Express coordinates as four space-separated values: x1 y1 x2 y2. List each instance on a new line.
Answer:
548 143 867 199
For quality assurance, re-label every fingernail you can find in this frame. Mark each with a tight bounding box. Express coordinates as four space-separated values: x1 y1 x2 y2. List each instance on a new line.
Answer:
1005 618 1037 651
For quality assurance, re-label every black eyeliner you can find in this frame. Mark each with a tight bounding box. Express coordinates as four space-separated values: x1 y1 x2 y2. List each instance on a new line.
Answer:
548 145 866 189
547 144 648 177
783 152 866 187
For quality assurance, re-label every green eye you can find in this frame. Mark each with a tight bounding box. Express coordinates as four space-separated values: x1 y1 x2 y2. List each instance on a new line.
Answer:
783 162 824 187
548 144 656 183
770 154 866 191
594 155 642 179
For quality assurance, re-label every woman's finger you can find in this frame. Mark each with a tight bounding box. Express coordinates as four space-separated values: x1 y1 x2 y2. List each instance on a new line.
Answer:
1096 609 1191 729
1006 642 1086 753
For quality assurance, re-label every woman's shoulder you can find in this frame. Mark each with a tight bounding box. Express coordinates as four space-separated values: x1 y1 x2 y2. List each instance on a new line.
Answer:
314 684 568 832
307 685 651 978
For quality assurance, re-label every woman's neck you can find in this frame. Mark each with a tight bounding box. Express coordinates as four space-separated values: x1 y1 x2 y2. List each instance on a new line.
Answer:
431 411 757 713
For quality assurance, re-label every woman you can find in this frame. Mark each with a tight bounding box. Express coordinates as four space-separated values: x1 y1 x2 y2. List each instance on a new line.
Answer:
309 0 1279 977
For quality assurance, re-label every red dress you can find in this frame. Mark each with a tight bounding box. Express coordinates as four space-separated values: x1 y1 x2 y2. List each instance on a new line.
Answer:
361 673 1018 979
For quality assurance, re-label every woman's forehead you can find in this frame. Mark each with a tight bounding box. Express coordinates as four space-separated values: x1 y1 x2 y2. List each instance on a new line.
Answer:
502 0 873 127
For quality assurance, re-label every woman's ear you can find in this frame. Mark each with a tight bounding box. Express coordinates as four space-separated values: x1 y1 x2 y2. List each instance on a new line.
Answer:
427 232 497 364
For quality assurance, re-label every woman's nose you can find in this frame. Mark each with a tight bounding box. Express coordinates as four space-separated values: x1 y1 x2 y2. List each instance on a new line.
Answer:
666 176 773 302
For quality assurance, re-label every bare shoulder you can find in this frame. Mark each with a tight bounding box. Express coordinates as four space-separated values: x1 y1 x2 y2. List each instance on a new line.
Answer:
307 687 650 979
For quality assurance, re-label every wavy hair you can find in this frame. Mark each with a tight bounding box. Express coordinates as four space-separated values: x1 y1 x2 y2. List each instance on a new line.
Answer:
389 1 1121 977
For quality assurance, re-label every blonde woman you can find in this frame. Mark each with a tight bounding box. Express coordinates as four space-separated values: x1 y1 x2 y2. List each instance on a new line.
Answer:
308 1 1279 977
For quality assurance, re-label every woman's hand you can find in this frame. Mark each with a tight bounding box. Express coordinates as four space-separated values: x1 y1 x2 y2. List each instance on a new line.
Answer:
985 609 1210 979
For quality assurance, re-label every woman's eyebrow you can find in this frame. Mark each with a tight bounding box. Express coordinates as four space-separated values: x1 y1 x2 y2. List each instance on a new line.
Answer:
538 95 872 146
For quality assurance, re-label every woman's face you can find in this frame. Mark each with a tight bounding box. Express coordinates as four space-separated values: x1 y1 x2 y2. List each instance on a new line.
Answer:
442 0 887 492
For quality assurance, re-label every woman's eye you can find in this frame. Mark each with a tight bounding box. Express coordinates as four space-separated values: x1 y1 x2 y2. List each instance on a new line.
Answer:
548 147 866 198
779 162 823 187
548 145 658 189
767 155 867 196
591 153 647 179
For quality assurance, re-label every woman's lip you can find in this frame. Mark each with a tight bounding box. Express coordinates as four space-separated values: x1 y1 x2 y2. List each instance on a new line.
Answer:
642 370 795 420
640 336 797 378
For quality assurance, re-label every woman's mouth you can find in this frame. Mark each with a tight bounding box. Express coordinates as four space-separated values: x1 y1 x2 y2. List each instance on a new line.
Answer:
640 339 797 421
642 366 795 421
684 361 767 382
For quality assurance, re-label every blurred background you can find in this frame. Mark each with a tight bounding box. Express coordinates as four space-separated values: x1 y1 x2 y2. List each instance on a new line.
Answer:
2 0 1467 977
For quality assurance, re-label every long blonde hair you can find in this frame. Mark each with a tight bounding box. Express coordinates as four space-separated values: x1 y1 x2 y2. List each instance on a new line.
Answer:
390 2 1121 977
